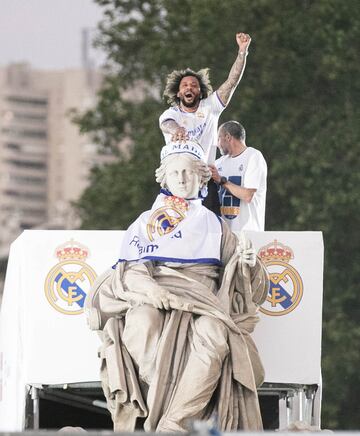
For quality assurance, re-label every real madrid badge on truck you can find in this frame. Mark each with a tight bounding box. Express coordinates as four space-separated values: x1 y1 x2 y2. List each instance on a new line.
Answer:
44 239 97 315
258 239 303 316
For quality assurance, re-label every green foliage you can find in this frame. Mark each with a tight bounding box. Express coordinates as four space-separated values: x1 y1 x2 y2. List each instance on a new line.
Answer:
75 0 360 429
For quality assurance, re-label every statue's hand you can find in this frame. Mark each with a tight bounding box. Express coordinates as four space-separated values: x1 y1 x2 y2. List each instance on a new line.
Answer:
147 288 172 310
237 232 256 268
239 246 256 268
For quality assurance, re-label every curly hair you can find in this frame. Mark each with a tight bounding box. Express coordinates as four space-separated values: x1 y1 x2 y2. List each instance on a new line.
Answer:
163 68 213 106
155 154 211 189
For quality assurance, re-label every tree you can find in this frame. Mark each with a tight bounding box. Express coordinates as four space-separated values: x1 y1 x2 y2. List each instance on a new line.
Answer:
75 0 360 429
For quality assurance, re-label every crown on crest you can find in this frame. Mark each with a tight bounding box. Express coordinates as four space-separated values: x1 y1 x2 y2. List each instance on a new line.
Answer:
55 239 89 261
164 195 189 213
258 239 293 263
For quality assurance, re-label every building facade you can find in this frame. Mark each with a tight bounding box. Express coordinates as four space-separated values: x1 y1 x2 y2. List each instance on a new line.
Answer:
0 63 114 258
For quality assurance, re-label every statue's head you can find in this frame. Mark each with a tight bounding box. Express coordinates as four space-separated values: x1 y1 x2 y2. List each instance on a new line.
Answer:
155 141 211 199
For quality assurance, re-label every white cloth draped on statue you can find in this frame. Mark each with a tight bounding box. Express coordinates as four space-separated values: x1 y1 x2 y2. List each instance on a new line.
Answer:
117 193 222 265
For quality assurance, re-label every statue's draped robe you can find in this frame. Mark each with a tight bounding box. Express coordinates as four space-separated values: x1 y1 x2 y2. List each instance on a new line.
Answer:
86 222 269 432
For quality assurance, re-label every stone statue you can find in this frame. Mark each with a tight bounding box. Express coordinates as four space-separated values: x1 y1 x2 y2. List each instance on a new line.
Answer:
85 140 269 432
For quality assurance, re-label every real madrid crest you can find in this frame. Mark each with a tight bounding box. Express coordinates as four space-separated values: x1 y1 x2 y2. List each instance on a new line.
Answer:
258 239 303 316
44 239 97 315
147 196 189 241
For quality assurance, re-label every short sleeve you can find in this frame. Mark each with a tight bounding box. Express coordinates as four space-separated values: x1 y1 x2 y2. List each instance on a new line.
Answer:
243 152 267 190
202 92 226 116
159 107 178 127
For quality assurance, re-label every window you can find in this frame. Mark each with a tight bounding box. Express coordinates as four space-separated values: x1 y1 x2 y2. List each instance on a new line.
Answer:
5 142 21 151
14 112 47 122
10 174 46 184
6 159 46 169
2 127 47 139
7 96 47 106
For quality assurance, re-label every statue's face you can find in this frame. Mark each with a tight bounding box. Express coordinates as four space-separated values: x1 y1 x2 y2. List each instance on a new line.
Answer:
165 155 201 199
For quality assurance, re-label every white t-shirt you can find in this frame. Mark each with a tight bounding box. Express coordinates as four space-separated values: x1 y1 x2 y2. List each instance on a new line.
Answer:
215 147 267 231
159 92 225 163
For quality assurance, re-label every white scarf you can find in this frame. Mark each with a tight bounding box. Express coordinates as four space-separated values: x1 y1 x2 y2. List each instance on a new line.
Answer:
117 193 222 265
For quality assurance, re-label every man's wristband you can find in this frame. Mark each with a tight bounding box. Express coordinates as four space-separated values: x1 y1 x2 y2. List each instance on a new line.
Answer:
219 176 228 186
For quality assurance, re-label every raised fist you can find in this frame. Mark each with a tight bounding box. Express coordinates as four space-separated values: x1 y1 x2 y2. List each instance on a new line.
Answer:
236 32 251 53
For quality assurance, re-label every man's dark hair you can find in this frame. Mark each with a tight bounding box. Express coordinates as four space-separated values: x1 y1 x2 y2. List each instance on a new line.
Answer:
163 68 213 106
220 121 246 142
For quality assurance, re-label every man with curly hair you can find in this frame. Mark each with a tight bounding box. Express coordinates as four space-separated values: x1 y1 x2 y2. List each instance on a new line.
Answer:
159 32 251 158
159 32 251 213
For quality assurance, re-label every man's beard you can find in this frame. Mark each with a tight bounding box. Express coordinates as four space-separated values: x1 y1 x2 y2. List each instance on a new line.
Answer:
220 147 229 156
180 94 200 108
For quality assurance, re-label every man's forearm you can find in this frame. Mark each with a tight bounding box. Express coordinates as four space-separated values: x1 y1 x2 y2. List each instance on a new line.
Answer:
209 165 255 203
222 180 255 203
160 119 181 134
160 119 188 141
217 50 248 106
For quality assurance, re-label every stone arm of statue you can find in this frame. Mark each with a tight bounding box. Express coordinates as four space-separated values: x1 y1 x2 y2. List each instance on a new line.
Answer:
237 232 257 268
216 32 251 106
123 262 180 310
220 221 269 308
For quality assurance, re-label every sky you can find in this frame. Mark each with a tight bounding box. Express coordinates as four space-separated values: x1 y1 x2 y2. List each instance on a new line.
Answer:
0 0 105 70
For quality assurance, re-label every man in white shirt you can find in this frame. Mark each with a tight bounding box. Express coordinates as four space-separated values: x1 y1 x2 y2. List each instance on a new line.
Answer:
159 32 251 213
159 32 251 159
209 121 267 231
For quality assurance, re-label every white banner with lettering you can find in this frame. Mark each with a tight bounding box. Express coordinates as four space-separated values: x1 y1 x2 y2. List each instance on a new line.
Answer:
0 230 323 431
